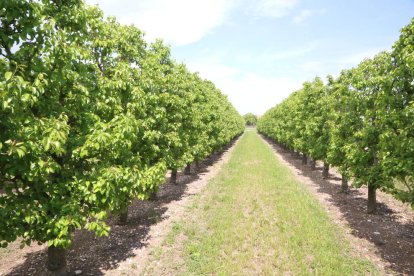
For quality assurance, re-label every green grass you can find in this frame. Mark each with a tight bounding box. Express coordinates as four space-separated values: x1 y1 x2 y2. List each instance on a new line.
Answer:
144 131 379 275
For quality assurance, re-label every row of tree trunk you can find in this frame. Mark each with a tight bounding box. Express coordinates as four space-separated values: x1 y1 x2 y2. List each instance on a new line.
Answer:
289 149 377 214
267 138 377 213
170 161 198 185
47 160 202 275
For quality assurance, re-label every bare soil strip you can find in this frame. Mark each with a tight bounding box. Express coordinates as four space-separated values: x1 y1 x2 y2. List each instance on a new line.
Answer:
261 135 414 275
0 137 240 276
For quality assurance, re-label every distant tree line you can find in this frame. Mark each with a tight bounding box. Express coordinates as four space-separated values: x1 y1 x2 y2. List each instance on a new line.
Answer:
244 113 258 126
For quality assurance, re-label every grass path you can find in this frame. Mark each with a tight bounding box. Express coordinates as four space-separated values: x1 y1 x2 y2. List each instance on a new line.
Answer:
143 130 379 275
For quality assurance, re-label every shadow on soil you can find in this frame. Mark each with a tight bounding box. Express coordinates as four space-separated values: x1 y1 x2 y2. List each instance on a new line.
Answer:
6 139 238 276
262 135 414 275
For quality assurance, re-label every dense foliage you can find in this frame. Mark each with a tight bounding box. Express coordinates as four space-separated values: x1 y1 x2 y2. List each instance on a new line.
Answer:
258 18 414 212
243 113 257 126
0 0 244 271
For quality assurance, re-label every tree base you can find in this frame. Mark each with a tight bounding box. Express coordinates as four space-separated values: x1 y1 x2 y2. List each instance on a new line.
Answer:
367 185 377 214
302 154 307 165
149 192 158 201
341 177 349 194
118 208 128 225
184 164 191 175
322 163 329 178
47 246 67 275
170 170 177 185
309 158 316 170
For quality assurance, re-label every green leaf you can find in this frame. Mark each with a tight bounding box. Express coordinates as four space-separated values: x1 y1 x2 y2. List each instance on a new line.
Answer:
5 72 12 81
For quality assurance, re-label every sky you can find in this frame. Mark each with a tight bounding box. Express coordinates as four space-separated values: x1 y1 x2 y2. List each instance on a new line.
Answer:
85 0 414 115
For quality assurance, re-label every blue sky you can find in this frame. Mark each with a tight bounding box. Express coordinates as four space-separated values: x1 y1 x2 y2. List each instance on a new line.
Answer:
86 0 414 115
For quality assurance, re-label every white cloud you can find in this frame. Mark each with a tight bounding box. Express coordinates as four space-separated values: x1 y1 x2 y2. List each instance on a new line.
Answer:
86 0 235 46
86 0 304 46
235 41 318 68
187 58 301 115
187 58 241 82
299 61 325 71
336 48 385 66
271 48 311 60
298 61 330 77
222 74 301 115
298 48 387 79
265 41 318 60
248 0 299 18
292 9 326 24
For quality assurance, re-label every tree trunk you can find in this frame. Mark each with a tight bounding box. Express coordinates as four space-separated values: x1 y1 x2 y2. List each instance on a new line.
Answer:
341 176 349 193
184 163 191 175
295 152 300 158
322 163 329 178
118 207 128 225
367 184 377 214
291 150 296 157
195 160 200 170
47 245 67 275
302 154 307 165
149 191 158 201
170 169 177 184
309 158 316 170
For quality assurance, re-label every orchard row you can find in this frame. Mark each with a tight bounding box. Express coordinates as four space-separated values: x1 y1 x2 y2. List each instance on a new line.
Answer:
0 0 244 270
258 18 414 213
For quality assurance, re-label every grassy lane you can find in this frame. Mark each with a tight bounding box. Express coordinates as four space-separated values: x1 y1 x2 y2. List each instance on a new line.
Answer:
144 130 379 275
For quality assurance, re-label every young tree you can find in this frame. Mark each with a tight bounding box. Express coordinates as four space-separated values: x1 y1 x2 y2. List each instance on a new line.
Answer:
0 1 115 272
379 19 414 208
327 53 393 212
301 78 330 171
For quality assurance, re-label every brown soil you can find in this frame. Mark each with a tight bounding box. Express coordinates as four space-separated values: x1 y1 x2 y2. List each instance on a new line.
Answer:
0 137 240 276
262 135 414 276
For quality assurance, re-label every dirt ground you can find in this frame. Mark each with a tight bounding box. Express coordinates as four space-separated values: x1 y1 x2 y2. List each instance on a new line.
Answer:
262 136 414 276
0 137 240 276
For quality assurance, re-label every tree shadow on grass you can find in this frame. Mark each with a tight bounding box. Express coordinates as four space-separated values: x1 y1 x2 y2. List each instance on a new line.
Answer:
262 135 414 275
6 138 238 276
